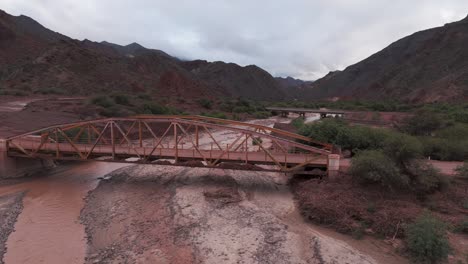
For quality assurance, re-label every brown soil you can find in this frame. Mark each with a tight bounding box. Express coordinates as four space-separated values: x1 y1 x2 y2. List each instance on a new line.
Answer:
290 174 468 262
0 191 24 264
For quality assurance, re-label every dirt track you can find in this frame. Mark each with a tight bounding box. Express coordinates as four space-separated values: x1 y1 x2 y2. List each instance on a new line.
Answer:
80 165 409 264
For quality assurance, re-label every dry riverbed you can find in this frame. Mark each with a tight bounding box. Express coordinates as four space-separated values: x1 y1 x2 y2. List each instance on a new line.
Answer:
80 164 405 264
0 192 24 264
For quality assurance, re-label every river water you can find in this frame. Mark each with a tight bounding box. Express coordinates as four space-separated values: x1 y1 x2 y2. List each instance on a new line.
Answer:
0 162 128 264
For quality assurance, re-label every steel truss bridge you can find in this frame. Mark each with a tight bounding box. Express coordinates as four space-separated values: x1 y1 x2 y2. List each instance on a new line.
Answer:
5 115 336 173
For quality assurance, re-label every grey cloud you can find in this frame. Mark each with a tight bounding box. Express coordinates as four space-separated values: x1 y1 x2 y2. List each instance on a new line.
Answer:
3 0 468 80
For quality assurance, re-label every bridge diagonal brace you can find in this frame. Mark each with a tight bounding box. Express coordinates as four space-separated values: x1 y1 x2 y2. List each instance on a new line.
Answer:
202 126 223 150
9 140 34 158
113 121 141 159
272 139 287 154
176 124 192 145
33 131 51 155
255 136 286 171
175 123 208 164
142 121 159 144
144 123 173 161
72 127 85 143
211 131 246 165
85 122 110 159
58 128 86 159
90 124 109 145
119 121 136 145
233 133 252 152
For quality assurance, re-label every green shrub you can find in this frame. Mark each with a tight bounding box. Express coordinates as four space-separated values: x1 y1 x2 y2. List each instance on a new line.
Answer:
36 87 64 95
455 162 468 179
137 93 152 100
435 123 468 141
90 95 114 108
200 111 227 119
112 94 131 106
100 106 128 117
291 118 305 129
253 111 271 119
252 137 263 146
140 103 170 115
197 98 213 109
383 133 423 166
402 110 445 136
349 150 408 190
455 218 468 234
420 137 468 161
299 119 397 154
233 105 251 113
407 161 447 193
405 213 450 263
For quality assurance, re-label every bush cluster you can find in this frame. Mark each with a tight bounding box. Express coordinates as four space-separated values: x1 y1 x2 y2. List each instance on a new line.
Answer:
200 111 227 119
405 213 450 263
349 150 408 190
219 98 268 114
196 98 213 109
300 118 468 161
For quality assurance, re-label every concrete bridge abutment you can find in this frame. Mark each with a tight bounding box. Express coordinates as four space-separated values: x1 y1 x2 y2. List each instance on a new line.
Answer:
327 154 340 179
0 139 55 179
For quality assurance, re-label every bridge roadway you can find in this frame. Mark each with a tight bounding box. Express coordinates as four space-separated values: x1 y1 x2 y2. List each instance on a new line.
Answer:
9 139 328 170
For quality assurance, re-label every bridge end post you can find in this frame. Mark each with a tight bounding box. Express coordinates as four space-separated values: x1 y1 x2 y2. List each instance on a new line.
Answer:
0 139 15 178
327 154 340 179
0 138 55 179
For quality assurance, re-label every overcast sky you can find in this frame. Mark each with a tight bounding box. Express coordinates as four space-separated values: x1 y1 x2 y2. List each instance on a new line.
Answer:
2 1 468 80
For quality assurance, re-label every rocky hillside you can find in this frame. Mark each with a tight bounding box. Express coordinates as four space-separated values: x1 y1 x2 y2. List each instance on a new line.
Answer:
0 9 286 102
306 15 468 103
275 76 313 99
182 60 287 101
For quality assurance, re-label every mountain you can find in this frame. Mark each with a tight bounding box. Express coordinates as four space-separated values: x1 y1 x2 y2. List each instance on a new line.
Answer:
305 15 468 103
0 9 286 102
181 60 287 100
275 77 313 99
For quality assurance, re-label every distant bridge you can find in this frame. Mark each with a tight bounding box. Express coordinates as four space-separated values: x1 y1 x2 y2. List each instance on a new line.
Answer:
266 107 346 118
1 115 339 175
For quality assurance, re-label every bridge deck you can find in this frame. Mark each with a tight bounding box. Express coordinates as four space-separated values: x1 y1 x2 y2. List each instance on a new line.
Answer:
8 141 327 169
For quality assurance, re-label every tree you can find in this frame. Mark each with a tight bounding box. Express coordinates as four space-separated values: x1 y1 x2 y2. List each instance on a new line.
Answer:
349 150 409 190
402 110 444 136
406 213 450 263
383 133 423 167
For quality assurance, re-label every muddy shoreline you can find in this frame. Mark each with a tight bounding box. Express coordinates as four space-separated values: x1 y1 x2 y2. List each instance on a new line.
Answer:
0 191 24 264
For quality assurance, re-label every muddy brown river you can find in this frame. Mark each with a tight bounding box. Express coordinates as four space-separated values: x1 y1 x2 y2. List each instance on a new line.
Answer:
0 162 128 264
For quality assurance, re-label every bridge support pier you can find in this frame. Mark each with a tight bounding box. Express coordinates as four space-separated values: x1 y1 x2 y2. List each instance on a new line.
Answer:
0 139 54 179
327 154 340 180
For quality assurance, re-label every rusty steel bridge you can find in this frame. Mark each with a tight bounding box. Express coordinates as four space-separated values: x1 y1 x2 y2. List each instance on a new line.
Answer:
4 115 339 174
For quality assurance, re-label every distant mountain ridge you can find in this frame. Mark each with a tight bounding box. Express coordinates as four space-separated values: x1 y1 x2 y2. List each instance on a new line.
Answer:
304 15 468 103
0 9 287 102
